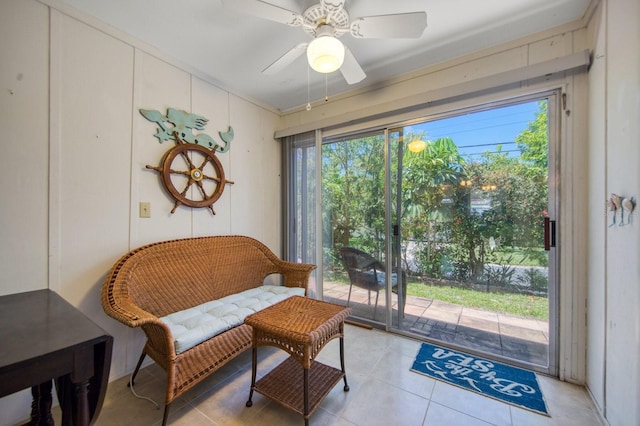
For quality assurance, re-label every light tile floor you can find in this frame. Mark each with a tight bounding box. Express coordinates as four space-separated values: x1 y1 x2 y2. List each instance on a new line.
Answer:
54 325 602 426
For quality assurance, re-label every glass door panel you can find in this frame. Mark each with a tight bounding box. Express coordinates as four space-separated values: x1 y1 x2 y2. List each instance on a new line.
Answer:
392 99 554 370
320 131 394 324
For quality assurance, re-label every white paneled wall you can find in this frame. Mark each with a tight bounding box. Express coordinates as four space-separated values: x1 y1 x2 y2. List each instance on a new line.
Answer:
53 10 134 309
50 8 141 390
228 95 266 237
191 77 234 236
0 1 51 420
0 0 49 297
586 1 607 413
260 109 284 251
131 50 193 245
602 0 640 424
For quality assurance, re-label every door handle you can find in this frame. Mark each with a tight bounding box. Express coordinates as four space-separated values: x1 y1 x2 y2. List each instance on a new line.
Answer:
544 217 556 251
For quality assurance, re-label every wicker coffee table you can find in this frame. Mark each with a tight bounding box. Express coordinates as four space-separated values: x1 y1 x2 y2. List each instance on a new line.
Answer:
244 296 351 425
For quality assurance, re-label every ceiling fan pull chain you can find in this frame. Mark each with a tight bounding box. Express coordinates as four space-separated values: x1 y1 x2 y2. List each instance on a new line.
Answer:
325 73 329 103
306 63 312 111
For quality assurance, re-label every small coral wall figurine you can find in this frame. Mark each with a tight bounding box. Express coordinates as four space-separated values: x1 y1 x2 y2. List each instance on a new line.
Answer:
608 193 620 227
621 196 636 225
608 193 636 227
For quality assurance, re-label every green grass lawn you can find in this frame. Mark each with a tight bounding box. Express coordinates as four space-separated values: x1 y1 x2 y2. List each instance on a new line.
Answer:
407 281 549 321
491 248 548 267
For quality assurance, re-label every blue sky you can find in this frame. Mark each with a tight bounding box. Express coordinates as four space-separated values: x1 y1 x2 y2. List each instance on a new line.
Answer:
409 100 542 158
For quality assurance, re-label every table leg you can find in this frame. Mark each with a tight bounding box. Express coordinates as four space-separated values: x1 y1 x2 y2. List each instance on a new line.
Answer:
303 367 309 426
66 346 94 426
73 380 91 425
340 337 349 391
246 347 257 407
27 381 54 426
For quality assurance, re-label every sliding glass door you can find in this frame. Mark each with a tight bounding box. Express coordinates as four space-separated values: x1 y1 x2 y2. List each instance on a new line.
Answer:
285 93 558 374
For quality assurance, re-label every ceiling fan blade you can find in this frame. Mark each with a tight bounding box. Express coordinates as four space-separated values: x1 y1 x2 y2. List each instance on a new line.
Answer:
262 43 308 75
221 0 302 26
350 12 427 39
340 48 366 84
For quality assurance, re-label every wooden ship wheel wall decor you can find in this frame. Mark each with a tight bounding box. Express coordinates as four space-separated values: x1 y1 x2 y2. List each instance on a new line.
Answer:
140 108 234 215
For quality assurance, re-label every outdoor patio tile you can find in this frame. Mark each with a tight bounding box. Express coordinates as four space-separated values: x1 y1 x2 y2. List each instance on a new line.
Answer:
429 300 463 313
410 317 428 325
500 337 547 365
410 326 433 335
455 324 502 341
409 320 430 330
404 304 428 316
462 307 500 321
537 320 550 335
458 315 500 333
454 328 503 352
452 338 504 355
408 297 434 308
423 309 460 324
499 314 547 331
427 329 457 342
322 289 344 298
499 323 548 343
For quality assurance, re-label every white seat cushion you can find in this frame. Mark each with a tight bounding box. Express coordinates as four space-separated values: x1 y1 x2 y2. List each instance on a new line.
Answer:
160 285 305 354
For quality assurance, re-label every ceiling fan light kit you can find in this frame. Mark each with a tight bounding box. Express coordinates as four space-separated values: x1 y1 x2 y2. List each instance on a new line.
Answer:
307 26 345 73
408 138 427 153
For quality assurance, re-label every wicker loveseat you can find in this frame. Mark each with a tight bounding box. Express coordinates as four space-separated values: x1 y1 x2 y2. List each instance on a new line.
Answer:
101 235 316 425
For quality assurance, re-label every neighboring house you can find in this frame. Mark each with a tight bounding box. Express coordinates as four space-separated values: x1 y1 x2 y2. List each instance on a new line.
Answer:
0 1 637 425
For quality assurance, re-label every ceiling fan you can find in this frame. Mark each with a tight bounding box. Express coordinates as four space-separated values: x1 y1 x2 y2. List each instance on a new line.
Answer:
221 0 427 84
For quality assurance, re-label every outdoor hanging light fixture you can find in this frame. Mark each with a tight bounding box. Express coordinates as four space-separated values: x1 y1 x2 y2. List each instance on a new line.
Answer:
307 25 345 73
407 138 427 153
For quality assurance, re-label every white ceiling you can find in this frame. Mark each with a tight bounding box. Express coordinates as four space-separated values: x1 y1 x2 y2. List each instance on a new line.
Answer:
61 0 591 112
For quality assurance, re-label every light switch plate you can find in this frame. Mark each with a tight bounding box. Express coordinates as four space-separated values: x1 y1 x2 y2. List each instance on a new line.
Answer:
139 202 151 218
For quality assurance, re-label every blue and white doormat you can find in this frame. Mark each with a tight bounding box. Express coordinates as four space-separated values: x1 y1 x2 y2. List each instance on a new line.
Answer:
411 342 549 416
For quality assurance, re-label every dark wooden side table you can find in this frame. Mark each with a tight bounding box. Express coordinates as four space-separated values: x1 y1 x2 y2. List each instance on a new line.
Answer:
244 296 351 425
0 289 113 425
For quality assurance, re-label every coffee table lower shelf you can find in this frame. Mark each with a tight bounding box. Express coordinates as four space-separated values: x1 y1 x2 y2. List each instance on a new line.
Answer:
252 356 346 419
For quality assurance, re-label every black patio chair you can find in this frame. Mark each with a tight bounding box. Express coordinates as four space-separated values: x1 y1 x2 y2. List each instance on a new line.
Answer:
339 246 406 318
